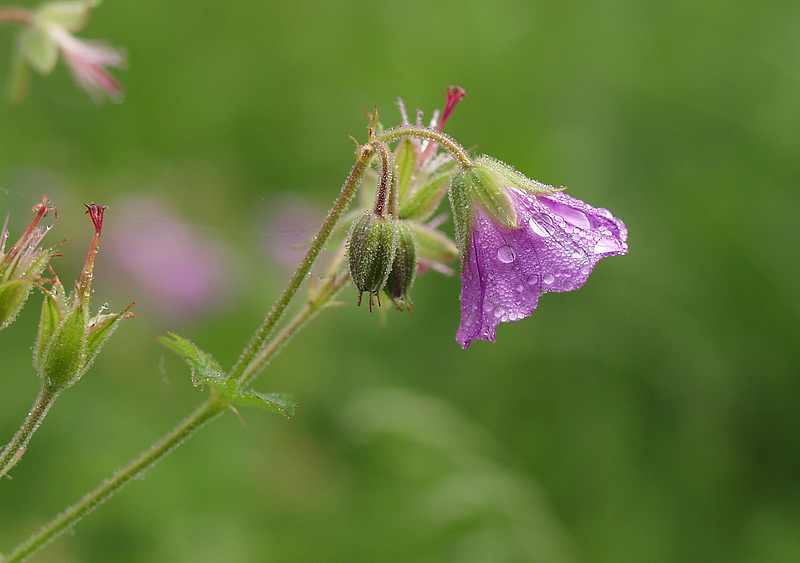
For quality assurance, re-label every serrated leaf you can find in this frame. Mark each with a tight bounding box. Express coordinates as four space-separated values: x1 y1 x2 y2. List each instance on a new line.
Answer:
395 138 416 204
157 332 223 383
229 390 297 418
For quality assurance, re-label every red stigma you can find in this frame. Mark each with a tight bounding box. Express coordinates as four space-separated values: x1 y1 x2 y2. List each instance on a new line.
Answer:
437 86 467 131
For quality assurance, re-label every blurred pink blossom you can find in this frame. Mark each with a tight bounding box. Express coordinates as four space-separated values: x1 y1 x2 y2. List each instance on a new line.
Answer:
101 197 237 321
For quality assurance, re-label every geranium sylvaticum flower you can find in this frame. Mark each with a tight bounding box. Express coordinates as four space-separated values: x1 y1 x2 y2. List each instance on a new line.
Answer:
449 156 628 348
34 203 134 390
6 0 125 102
0 196 60 330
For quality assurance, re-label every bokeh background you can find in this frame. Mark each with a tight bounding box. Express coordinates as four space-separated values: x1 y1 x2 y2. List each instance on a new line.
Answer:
2 0 799 561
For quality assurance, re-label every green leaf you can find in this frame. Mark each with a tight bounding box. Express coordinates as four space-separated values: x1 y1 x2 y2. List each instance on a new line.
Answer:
157 332 223 383
395 138 416 203
20 25 58 74
228 390 297 418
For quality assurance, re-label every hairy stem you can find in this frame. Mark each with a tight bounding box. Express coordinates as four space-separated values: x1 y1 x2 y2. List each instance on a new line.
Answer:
229 144 376 383
376 125 473 169
241 270 351 385
0 384 60 480
2 398 227 563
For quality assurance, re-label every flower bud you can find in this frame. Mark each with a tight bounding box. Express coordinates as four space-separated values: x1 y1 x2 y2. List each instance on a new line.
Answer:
347 211 398 310
34 203 134 390
384 221 418 311
0 197 59 331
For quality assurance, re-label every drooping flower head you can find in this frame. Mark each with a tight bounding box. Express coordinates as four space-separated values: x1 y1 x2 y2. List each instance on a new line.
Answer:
449 156 628 348
7 0 125 102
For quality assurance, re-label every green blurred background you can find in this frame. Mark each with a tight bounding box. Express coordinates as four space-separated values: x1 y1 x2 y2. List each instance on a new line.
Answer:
2 0 799 561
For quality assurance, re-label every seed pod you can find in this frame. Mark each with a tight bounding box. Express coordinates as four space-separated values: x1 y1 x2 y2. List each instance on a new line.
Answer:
384 221 418 311
347 211 398 310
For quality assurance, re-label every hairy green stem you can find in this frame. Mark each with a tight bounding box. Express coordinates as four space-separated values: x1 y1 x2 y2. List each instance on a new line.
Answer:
229 144 376 384
0 384 60 480
2 398 227 563
241 270 351 385
376 125 473 169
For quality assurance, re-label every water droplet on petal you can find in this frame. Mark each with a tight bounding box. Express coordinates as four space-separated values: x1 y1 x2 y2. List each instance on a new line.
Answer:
497 245 515 263
527 274 539 285
543 273 555 285
594 238 621 253
529 213 554 237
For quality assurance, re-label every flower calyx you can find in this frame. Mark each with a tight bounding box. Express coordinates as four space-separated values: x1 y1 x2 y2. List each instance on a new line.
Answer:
0 196 60 331
34 203 134 391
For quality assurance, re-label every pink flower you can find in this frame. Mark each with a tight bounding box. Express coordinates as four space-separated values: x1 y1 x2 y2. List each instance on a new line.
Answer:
9 1 125 102
450 157 628 348
48 24 125 101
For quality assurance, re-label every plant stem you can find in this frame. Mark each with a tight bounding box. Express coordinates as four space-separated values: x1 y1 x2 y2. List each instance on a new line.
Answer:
241 270 351 386
0 384 60 480
0 8 33 25
229 144 376 384
2 398 227 563
376 125 473 169
3 267 353 561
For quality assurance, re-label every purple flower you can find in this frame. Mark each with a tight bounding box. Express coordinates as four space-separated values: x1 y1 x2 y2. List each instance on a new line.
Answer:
450 157 628 348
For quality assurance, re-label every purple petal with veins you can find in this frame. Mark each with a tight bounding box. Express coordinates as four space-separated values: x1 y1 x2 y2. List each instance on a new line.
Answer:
457 188 627 348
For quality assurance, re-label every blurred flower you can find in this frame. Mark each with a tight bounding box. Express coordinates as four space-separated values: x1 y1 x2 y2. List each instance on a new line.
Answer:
259 196 323 271
101 197 237 321
450 156 628 349
5 0 125 102
0 196 59 330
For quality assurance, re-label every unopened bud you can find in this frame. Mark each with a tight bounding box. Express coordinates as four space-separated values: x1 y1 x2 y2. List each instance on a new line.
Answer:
347 212 398 310
384 221 417 311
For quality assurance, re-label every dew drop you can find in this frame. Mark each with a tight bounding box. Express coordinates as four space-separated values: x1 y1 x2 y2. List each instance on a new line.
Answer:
527 274 539 286
528 213 554 237
497 245 515 263
483 301 494 312
594 239 621 253
543 273 555 285
494 306 505 318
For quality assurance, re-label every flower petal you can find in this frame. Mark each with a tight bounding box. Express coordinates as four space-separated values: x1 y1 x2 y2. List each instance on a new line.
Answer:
456 189 627 348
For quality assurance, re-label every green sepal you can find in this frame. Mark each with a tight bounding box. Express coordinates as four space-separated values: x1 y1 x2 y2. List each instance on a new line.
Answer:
38 1 97 32
38 302 89 389
34 282 67 370
20 24 58 74
85 302 135 366
399 174 450 222
395 138 416 204
474 155 562 195
448 172 475 265
157 332 224 382
409 221 459 266
0 278 35 331
469 166 517 228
